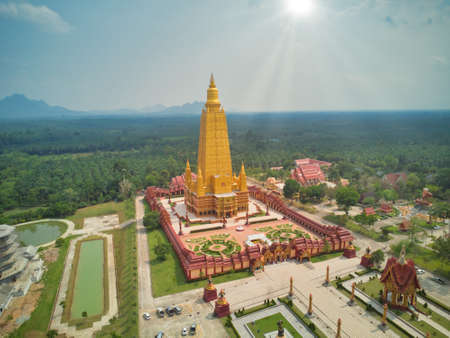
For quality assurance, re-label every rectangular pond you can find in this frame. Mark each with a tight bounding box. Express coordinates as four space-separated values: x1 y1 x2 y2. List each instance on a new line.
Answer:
71 239 104 319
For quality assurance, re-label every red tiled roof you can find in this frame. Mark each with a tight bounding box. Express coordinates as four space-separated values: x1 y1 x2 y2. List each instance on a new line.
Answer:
380 257 421 293
383 172 407 187
364 207 376 215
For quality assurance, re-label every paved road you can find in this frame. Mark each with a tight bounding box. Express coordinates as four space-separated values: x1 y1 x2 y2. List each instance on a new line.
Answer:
135 195 155 338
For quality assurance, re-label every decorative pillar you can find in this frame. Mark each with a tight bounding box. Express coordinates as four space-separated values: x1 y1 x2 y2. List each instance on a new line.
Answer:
382 303 388 327
324 265 330 285
266 201 270 216
350 282 355 304
336 318 342 338
308 293 313 315
245 210 249 225
222 216 227 229
289 276 293 297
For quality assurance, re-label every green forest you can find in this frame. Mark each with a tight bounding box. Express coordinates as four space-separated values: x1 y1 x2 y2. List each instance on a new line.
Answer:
1 111 449 224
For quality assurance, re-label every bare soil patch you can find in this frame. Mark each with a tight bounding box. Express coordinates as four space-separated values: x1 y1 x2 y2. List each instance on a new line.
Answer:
41 246 59 264
0 283 43 336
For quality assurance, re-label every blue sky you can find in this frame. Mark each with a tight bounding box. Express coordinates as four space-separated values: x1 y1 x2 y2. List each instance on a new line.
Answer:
0 0 449 111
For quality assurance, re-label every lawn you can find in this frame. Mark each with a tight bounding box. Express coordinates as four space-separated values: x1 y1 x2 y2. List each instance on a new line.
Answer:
310 251 343 263
148 229 253 297
357 277 383 299
68 199 135 229
391 240 450 279
11 235 77 337
96 224 138 337
248 312 302 338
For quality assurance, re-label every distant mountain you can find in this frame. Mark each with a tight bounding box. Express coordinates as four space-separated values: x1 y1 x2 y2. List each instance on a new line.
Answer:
0 94 205 119
159 101 203 115
0 94 83 118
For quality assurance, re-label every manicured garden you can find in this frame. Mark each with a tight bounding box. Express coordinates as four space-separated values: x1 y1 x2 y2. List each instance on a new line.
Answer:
256 223 311 241
16 220 67 246
310 251 343 263
96 224 138 337
248 312 302 338
11 235 77 337
70 239 105 319
186 233 242 257
68 199 135 229
148 229 252 297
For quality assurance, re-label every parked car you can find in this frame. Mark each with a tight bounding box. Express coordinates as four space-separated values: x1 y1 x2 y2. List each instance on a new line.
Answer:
416 268 425 274
174 305 182 314
166 306 175 316
156 308 165 318
190 323 197 335
155 332 164 338
433 225 441 230
181 328 188 336
143 312 151 320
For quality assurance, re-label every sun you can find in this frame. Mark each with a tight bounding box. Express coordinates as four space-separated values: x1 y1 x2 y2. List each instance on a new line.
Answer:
285 0 315 17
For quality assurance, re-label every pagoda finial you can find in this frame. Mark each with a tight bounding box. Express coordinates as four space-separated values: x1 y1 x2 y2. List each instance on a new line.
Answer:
399 244 406 264
186 159 190 170
210 73 216 88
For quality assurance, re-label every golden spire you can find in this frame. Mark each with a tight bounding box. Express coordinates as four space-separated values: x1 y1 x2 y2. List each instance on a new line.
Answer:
239 161 247 192
185 160 192 188
186 159 190 170
209 73 216 88
399 245 406 264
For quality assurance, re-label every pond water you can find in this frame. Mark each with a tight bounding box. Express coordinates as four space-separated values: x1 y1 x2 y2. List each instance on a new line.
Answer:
16 221 67 246
71 239 104 319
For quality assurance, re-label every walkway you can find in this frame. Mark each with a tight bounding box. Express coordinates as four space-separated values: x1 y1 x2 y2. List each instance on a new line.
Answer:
342 273 429 337
232 302 315 338
49 232 118 337
135 195 155 338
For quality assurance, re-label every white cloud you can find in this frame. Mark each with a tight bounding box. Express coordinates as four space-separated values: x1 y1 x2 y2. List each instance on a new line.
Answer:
0 2 72 33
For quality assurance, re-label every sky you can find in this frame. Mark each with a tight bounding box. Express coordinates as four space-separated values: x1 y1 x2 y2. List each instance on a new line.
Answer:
0 0 449 112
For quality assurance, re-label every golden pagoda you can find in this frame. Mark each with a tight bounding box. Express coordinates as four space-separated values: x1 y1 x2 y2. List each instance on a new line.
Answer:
184 74 248 218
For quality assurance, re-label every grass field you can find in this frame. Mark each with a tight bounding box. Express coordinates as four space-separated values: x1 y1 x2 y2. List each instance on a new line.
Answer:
68 199 135 229
11 235 77 337
148 228 253 297
16 220 67 246
310 251 343 263
3 206 46 216
323 214 389 242
96 224 138 337
71 239 104 319
391 240 450 279
248 312 302 338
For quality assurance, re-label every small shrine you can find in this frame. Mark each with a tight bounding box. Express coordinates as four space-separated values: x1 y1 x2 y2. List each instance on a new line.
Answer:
343 241 356 258
363 207 376 216
214 289 230 318
380 246 421 309
415 188 433 206
398 219 411 232
379 203 393 214
277 319 285 337
203 276 217 302
360 247 373 268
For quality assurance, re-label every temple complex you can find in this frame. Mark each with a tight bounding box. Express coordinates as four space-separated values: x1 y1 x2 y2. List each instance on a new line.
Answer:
291 158 330 186
184 75 248 218
380 246 421 309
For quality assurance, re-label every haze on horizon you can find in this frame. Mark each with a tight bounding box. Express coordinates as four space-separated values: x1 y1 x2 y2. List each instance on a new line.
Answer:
0 0 449 112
